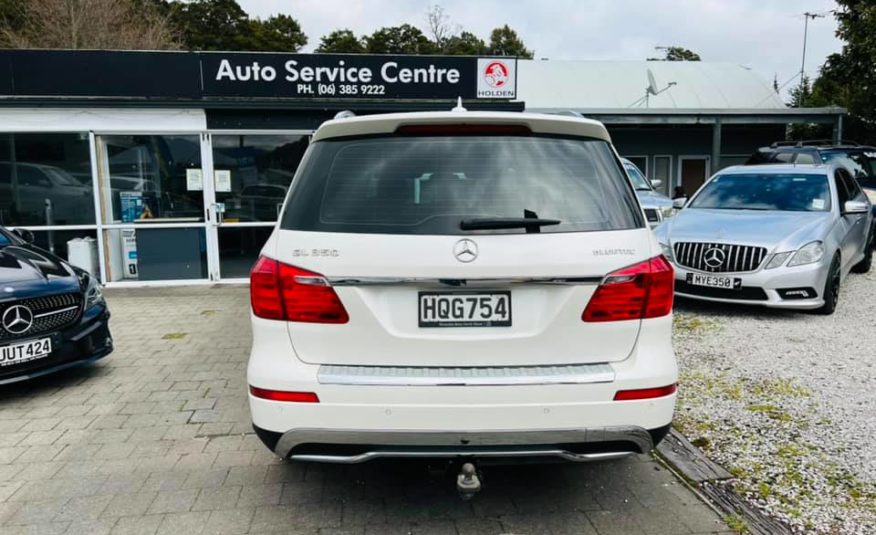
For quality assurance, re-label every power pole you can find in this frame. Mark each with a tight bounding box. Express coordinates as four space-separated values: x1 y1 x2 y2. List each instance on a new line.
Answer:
799 11 825 92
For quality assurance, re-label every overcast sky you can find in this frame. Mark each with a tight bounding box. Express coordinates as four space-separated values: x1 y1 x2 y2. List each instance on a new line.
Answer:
239 0 842 98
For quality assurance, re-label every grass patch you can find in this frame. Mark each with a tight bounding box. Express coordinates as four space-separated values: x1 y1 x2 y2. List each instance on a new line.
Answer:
161 332 187 340
724 514 748 533
751 378 810 398
674 314 721 335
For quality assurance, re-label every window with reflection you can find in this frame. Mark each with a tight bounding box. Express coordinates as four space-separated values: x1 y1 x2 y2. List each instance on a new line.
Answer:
211 135 309 222
101 135 204 223
0 133 95 226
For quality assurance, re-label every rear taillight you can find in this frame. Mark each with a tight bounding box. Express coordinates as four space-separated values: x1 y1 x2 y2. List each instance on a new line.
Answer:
582 255 674 322
614 383 677 401
249 386 320 403
250 256 349 323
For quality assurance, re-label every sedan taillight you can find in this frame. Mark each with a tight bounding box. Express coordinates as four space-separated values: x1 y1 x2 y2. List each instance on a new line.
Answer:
582 255 674 322
250 256 349 323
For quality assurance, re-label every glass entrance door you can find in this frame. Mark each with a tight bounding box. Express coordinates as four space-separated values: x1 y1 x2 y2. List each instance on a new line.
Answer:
96 133 209 283
206 133 309 280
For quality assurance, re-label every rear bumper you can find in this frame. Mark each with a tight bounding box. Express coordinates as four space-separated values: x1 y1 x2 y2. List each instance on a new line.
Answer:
254 424 671 463
247 314 677 462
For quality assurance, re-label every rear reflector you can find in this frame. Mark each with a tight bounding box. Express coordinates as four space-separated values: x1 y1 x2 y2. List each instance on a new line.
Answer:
614 383 677 401
582 255 674 322
249 386 320 403
395 124 532 136
250 256 349 323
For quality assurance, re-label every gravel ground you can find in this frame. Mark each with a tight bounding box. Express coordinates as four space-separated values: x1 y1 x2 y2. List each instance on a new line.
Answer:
672 266 876 534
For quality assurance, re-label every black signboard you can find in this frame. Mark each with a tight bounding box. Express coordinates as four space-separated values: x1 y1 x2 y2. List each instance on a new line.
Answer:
0 50 517 102
2 50 201 98
202 53 484 99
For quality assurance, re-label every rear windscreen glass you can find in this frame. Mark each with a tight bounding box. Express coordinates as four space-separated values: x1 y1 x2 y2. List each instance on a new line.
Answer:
821 150 875 179
281 135 642 235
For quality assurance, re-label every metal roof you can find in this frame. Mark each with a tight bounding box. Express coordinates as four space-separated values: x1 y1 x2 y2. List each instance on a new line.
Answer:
518 60 790 111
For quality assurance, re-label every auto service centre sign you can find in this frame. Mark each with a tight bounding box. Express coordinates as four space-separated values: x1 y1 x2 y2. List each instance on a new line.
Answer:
0 50 517 101
202 53 517 100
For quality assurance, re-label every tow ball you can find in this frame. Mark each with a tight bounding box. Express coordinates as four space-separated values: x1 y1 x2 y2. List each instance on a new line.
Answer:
456 462 482 499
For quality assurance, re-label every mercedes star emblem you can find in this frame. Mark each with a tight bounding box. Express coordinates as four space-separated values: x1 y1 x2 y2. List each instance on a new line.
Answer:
453 239 479 263
2 304 34 335
703 247 727 269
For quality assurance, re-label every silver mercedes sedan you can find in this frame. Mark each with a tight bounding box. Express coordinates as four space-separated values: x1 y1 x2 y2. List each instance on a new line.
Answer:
654 163 874 314
621 158 675 227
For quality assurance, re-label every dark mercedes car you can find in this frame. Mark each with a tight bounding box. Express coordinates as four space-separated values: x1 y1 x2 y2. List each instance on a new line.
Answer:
0 226 112 385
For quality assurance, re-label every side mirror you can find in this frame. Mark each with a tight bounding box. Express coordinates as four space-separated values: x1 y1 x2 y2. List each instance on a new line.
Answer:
843 200 869 214
12 228 35 244
672 197 687 209
651 179 663 188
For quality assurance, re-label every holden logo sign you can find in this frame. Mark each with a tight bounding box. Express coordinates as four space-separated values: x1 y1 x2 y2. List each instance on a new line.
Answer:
477 58 516 99
483 61 509 88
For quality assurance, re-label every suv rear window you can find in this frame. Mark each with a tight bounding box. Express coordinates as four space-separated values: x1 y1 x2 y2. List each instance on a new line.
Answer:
821 150 875 179
281 135 642 235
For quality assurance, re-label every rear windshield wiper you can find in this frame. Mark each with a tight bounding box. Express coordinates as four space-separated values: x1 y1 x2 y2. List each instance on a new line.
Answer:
459 217 561 232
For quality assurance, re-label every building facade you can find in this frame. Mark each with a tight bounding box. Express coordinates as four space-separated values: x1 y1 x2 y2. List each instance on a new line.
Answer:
0 50 843 286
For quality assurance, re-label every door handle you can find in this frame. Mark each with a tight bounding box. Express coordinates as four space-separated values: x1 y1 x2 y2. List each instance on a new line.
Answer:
211 203 226 225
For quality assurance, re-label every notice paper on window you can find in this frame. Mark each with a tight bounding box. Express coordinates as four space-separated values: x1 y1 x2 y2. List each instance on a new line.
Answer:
186 168 203 191
215 170 232 192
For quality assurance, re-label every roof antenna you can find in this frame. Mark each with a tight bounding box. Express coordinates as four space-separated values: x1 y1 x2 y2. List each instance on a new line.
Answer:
452 97 467 112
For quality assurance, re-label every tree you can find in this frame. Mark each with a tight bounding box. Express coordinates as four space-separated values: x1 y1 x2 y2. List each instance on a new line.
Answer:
425 4 457 51
648 46 701 61
444 31 487 55
1 0 180 49
315 29 364 53
800 0 876 144
163 0 307 52
487 24 533 58
249 14 307 52
364 24 436 54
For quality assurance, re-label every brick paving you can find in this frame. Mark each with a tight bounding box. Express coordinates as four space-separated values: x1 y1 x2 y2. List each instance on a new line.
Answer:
0 286 731 534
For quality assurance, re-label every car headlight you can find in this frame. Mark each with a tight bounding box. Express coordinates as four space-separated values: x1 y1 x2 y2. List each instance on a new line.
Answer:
81 273 105 309
765 251 793 269
787 241 825 267
660 206 677 219
658 242 674 262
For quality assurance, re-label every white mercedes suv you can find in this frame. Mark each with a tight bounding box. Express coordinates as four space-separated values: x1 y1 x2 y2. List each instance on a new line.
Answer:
247 110 677 466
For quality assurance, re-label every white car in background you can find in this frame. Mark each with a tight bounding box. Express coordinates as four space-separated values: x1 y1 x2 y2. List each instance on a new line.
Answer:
247 111 678 473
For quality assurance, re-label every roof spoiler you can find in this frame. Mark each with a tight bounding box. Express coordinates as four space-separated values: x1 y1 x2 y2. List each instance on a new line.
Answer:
769 139 861 148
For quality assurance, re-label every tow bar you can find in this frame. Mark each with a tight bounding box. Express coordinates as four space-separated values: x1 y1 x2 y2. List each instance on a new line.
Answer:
456 462 482 499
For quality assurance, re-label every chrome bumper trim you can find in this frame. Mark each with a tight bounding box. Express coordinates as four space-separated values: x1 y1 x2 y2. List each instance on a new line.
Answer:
274 426 654 462
292 450 635 463
317 363 615 387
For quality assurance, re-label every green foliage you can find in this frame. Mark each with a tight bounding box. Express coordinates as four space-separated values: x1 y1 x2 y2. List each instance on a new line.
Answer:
0 0 24 32
363 24 437 54
444 31 487 55
164 0 307 52
487 25 533 58
648 46 701 61
800 0 876 144
316 29 364 54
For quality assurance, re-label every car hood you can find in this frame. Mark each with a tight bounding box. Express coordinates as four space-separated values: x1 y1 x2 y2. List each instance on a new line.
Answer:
636 189 673 210
661 208 830 250
0 245 80 296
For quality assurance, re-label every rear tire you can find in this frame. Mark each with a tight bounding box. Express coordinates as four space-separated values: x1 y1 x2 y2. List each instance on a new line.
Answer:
816 254 841 315
851 224 874 274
